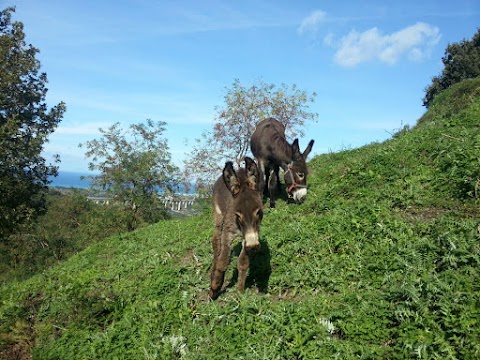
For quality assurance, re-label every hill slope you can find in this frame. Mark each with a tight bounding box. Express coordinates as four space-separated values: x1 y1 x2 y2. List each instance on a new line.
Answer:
1 79 480 359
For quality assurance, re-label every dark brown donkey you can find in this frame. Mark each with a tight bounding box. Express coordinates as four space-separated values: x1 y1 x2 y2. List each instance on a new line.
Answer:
250 118 314 208
209 157 263 300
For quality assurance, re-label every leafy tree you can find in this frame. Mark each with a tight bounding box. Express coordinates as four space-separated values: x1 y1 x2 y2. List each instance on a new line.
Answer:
423 27 480 108
184 79 318 186
80 119 180 226
0 7 66 242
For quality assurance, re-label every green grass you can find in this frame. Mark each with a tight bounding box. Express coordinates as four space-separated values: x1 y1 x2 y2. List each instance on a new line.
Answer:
1 79 480 359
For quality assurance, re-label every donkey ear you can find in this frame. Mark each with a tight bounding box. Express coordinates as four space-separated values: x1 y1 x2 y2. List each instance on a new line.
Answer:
244 156 259 191
303 139 314 159
223 162 240 195
292 139 300 153
292 138 304 160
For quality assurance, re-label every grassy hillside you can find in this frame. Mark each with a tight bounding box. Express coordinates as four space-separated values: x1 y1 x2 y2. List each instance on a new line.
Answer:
1 79 480 359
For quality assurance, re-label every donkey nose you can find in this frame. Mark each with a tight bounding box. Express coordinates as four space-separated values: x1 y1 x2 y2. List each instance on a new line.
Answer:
244 230 260 252
293 188 307 203
246 242 260 252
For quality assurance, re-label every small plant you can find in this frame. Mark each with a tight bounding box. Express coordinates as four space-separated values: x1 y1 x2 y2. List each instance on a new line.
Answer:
1 79 480 359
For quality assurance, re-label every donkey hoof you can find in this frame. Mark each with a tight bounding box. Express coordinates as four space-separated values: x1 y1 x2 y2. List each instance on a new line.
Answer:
208 289 220 300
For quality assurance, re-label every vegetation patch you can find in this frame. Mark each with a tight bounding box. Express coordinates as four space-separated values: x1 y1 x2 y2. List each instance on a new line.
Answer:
1 79 480 359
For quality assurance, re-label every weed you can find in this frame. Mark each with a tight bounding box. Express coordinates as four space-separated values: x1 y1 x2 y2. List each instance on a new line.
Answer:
1 79 480 359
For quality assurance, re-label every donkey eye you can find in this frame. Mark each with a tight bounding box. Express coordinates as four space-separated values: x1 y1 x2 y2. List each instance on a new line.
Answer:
297 172 305 180
235 212 243 221
256 209 263 220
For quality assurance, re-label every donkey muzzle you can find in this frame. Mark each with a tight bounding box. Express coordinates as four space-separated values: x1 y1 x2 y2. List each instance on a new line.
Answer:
243 229 260 252
291 187 307 203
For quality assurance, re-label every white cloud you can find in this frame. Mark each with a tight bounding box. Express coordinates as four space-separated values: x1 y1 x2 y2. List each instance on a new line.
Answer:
333 22 441 67
323 32 335 47
298 10 327 35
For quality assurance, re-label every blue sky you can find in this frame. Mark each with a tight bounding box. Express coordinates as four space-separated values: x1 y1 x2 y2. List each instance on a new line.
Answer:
2 0 479 173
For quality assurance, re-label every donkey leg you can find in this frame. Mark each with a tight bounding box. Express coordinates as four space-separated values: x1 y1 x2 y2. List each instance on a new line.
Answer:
237 245 250 292
275 165 281 193
209 235 231 300
209 263 227 300
257 159 266 195
268 168 278 208
209 269 225 300
211 225 222 263
263 165 270 198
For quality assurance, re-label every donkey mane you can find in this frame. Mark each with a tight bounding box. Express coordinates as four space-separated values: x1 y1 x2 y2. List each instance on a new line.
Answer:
270 133 294 162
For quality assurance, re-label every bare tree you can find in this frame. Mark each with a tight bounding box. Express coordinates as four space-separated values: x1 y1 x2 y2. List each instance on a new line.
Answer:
184 79 318 188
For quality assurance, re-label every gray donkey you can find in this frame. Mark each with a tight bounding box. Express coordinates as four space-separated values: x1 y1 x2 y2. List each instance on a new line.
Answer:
251 118 314 208
209 157 263 300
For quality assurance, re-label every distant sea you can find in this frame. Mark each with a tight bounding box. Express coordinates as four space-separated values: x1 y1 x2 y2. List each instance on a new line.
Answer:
48 171 195 194
48 171 93 189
